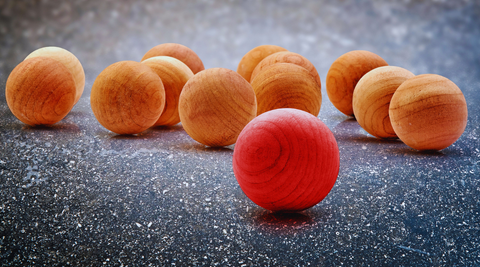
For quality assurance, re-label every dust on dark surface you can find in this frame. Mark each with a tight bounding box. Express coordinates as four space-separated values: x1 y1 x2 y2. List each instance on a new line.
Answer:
1 0 480 266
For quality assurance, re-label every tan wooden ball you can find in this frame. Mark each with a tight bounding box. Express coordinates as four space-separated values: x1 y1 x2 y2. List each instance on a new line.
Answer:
25 46 85 105
236 45 288 82
389 74 468 151
142 56 194 126
326 50 388 116
251 63 322 117
251 51 321 87
352 66 414 139
178 68 257 147
141 43 205 74
6 57 76 126
90 61 165 135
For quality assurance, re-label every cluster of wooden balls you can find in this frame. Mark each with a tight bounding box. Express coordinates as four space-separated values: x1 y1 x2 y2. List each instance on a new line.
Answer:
10 44 469 211
87 43 258 148
5 43 341 212
327 50 468 151
92 43 337 212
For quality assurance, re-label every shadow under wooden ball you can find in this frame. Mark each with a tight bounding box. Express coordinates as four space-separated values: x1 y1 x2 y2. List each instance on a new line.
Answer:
352 66 414 139
141 43 205 74
326 50 388 116
237 45 288 82
6 57 76 126
178 68 257 147
90 61 165 135
22 122 81 134
389 74 468 151
251 63 322 116
251 51 321 87
25 46 85 105
142 56 194 126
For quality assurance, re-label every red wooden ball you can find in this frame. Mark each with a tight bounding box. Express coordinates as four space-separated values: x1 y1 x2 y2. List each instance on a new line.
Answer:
233 108 340 212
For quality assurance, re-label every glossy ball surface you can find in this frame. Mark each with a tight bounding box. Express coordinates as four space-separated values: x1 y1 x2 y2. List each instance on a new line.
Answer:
237 45 287 82
142 56 194 126
25 46 85 105
353 66 414 139
6 57 76 126
251 51 321 87
326 50 388 116
389 74 468 151
233 108 340 212
251 63 322 116
178 68 257 147
141 43 205 74
90 61 165 135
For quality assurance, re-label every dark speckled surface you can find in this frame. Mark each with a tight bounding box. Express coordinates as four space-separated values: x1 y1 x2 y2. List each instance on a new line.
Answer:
1 0 480 266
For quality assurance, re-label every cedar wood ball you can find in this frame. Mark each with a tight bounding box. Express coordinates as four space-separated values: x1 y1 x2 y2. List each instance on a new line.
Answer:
251 51 321 87
25 46 85 105
142 56 194 126
237 45 288 82
251 63 322 116
353 66 414 139
6 57 76 126
233 108 340 212
178 68 257 147
389 74 468 151
141 43 205 74
326 50 388 116
90 61 165 135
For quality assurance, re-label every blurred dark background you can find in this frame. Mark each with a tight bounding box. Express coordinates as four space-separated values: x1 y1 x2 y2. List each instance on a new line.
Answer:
1 0 479 98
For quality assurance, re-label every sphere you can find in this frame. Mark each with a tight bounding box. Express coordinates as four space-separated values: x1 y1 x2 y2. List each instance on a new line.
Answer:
352 66 414 139
142 56 194 126
90 61 165 135
251 51 321 87
233 108 340 212
25 46 85 105
6 57 76 126
141 43 205 74
237 45 288 82
178 68 257 147
389 74 468 151
251 63 322 116
326 50 388 116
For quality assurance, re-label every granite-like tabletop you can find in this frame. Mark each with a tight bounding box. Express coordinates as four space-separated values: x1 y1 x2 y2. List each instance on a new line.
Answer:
1 1 479 266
